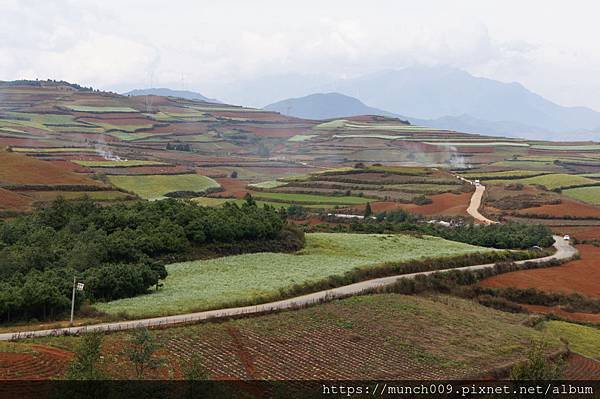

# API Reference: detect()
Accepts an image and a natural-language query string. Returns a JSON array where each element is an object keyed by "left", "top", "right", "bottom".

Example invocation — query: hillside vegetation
[
  {"left": 97, "top": 233, "right": 497, "bottom": 317},
  {"left": 0, "top": 198, "right": 298, "bottom": 323}
]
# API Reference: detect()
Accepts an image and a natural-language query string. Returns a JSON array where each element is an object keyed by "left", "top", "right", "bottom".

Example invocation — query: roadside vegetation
[{"left": 0, "top": 197, "right": 299, "bottom": 323}]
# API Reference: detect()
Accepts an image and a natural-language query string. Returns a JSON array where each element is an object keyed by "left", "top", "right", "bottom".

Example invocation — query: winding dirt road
[
  {"left": 467, "top": 184, "right": 497, "bottom": 224},
  {"left": 1, "top": 236, "right": 576, "bottom": 341}
]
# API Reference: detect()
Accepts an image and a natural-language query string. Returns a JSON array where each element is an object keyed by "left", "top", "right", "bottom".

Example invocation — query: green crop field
[
  {"left": 288, "top": 134, "right": 317, "bottom": 142},
  {"left": 531, "top": 144, "right": 600, "bottom": 151},
  {"left": 96, "top": 233, "right": 495, "bottom": 317},
  {"left": 73, "top": 160, "right": 167, "bottom": 167},
  {"left": 332, "top": 134, "right": 405, "bottom": 140},
  {"left": 64, "top": 105, "right": 138, "bottom": 113},
  {"left": 253, "top": 192, "right": 372, "bottom": 205},
  {"left": 108, "top": 131, "right": 159, "bottom": 141},
  {"left": 541, "top": 321, "right": 600, "bottom": 359},
  {"left": 424, "top": 141, "right": 530, "bottom": 147},
  {"left": 388, "top": 183, "right": 462, "bottom": 193},
  {"left": 192, "top": 197, "right": 327, "bottom": 209},
  {"left": 108, "top": 174, "right": 220, "bottom": 200},
  {"left": 461, "top": 170, "right": 551, "bottom": 180},
  {"left": 247, "top": 180, "right": 288, "bottom": 189},
  {"left": 562, "top": 186, "right": 600, "bottom": 205},
  {"left": 487, "top": 173, "right": 599, "bottom": 190}
]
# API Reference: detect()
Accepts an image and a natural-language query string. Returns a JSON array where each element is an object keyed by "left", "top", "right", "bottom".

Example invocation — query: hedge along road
[{"left": 1, "top": 235, "right": 576, "bottom": 341}]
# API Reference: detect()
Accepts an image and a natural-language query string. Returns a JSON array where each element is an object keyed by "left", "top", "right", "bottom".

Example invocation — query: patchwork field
[
  {"left": 37, "top": 295, "right": 562, "bottom": 380},
  {"left": 107, "top": 174, "right": 220, "bottom": 200},
  {"left": 541, "top": 321, "right": 600, "bottom": 360},
  {"left": 96, "top": 233, "right": 495, "bottom": 317},
  {"left": 563, "top": 186, "right": 600, "bottom": 205},
  {"left": 487, "top": 173, "right": 600, "bottom": 190},
  {"left": 479, "top": 245, "right": 600, "bottom": 298}
]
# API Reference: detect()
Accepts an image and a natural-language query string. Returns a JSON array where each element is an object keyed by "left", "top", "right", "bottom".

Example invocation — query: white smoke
[{"left": 448, "top": 146, "right": 470, "bottom": 169}]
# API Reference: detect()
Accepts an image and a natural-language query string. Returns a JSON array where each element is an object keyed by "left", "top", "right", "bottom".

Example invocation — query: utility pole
[{"left": 70, "top": 276, "right": 76, "bottom": 325}]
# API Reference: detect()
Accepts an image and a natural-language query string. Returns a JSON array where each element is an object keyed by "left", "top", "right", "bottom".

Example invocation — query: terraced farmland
[
  {"left": 41, "top": 295, "right": 562, "bottom": 380},
  {"left": 96, "top": 233, "right": 496, "bottom": 317},
  {"left": 108, "top": 174, "right": 220, "bottom": 200},
  {"left": 563, "top": 186, "right": 600, "bottom": 205},
  {"left": 487, "top": 173, "right": 600, "bottom": 190}
]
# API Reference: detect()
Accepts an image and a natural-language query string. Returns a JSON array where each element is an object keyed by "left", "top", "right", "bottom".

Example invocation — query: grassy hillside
[
  {"left": 108, "top": 174, "right": 220, "bottom": 200},
  {"left": 40, "top": 294, "right": 562, "bottom": 380},
  {"left": 96, "top": 233, "right": 495, "bottom": 317}
]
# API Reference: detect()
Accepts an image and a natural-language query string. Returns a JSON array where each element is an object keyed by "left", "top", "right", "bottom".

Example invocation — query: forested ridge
[{"left": 0, "top": 197, "right": 299, "bottom": 322}]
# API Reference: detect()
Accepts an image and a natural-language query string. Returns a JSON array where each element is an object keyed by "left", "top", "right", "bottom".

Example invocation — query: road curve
[
  {"left": 1, "top": 235, "right": 576, "bottom": 341},
  {"left": 467, "top": 185, "right": 497, "bottom": 224}
]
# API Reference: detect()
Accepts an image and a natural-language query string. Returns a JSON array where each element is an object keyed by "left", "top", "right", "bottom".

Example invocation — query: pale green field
[
  {"left": 254, "top": 192, "right": 371, "bottom": 205},
  {"left": 424, "top": 142, "right": 530, "bottom": 147},
  {"left": 74, "top": 160, "right": 167, "bottom": 167},
  {"left": 65, "top": 105, "right": 138, "bottom": 113},
  {"left": 487, "top": 173, "right": 599, "bottom": 190},
  {"left": 108, "top": 131, "right": 159, "bottom": 141},
  {"left": 108, "top": 174, "right": 220, "bottom": 200},
  {"left": 96, "top": 233, "right": 495, "bottom": 317},
  {"left": 461, "top": 170, "right": 551, "bottom": 179},
  {"left": 531, "top": 144, "right": 600, "bottom": 151},
  {"left": 541, "top": 321, "right": 600, "bottom": 359},
  {"left": 332, "top": 134, "right": 405, "bottom": 140},
  {"left": 562, "top": 186, "right": 600, "bottom": 205},
  {"left": 288, "top": 134, "right": 317, "bottom": 142},
  {"left": 247, "top": 180, "right": 287, "bottom": 189}
]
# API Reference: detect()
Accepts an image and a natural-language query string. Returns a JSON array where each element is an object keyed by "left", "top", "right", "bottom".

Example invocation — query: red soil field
[
  {"left": 353, "top": 193, "right": 471, "bottom": 217},
  {"left": 210, "top": 178, "right": 250, "bottom": 198},
  {"left": 479, "top": 245, "right": 600, "bottom": 298},
  {"left": 0, "top": 188, "right": 32, "bottom": 211},
  {"left": 516, "top": 199, "right": 600, "bottom": 218},
  {"left": 398, "top": 192, "right": 471, "bottom": 216},
  {"left": 0, "top": 345, "right": 72, "bottom": 380},
  {"left": 47, "top": 160, "right": 93, "bottom": 173},
  {"left": 564, "top": 354, "right": 600, "bottom": 379},
  {"left": 0, "top": 151, "right": 104, "bottom": 186},
  {"left": 521, "top": 304, "right": 600, "bottom": 324},
  {"left": 554, "top": 226, "right": 600, "bottom": 240}
]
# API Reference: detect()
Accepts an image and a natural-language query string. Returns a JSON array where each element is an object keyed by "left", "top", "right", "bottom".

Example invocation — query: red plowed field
[
  {"left": 0, "top": 151, "right": 104, "bottom": 186},
  {"left": 554, "top": 226, "right": 600, "bottom": 241},
  {"left": 479, "top": 245, "right": 600, "bottom": 298},
  {"left": 0, "top": 345, "right": 72, "bottom": 380},
  {"left": 517, "top": 199, "right": 600, "bottom": 218},
  {"left": 396, "top": 192, "right": 471, "bottom": 216},
  {"left": 521, "top": 305, "right": 600, "bottom": 324},
  {"left": 0, "top": 188, "right": 32, "bottom": 211},
  {"left": 211, "top": 178, "right": 250, "bottom": 198},
  {"left": 564, "top": 354, "right": 600, "bottom": 379}
]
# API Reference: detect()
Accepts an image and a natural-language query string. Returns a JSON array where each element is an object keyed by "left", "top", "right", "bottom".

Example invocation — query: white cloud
[{"left": 1, "top": 0, "right": 600, "bottom": 109}]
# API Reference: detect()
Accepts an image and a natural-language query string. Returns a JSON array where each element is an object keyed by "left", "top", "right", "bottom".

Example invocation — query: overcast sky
[{"left": 2, "top": 0, "right": 600, "bottom": 109}]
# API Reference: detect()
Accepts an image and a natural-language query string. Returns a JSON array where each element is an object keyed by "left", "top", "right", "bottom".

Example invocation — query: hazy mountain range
[
  {"left": 126, "top": 66, "right": 600, "bottom": 140},
  {"left": 124, "top": 88, "right": 220, "bottom": 103}
]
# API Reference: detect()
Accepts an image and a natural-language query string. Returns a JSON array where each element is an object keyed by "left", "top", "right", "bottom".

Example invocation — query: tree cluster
[{"left": 0, "top": 196, "right": 290, "bottom": 322}]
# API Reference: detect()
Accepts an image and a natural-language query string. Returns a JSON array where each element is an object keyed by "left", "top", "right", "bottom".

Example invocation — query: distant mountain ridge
[
  {"left": 264, "top": 92, "right": 397, "bottom": 120},
  {"left": 265, "top": 91, "right": 600, "bottom": 141},
  {"left": 123, "top": 88, "right": 220, "bottom": 103},
  {"left": 322, "top": 66, "right": 600, "bottom": 137}
]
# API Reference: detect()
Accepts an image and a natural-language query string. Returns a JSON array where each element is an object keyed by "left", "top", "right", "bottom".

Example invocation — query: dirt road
[
  {"left": 467, "top": 184, "right": 496, "bottom": 224},
  {"left": 0, "top": 236, "right": 576, "bottom": 341}
]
